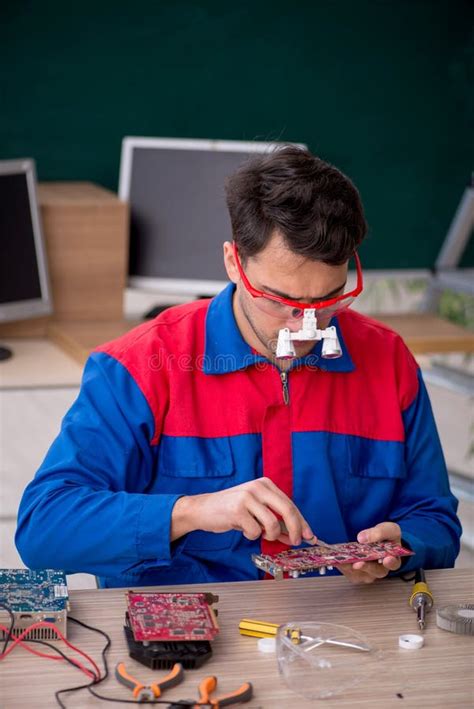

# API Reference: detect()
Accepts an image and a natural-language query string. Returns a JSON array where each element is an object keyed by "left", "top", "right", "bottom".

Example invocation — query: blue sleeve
[
  {"left": 15, "top": 352, "right": 182, "bottom": 577},
  {"left": 391, "top": 369, "right": 462, "bottom": 572}
]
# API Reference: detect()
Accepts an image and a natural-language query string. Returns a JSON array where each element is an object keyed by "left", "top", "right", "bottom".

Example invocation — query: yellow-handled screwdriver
[{"left": 409, "top": 568, "right": 433, "bottom": 631}]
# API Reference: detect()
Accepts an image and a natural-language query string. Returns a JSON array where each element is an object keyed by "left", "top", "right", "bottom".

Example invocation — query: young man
[{"left": 16, "top": 147, "right": 461, "bottom": 588}]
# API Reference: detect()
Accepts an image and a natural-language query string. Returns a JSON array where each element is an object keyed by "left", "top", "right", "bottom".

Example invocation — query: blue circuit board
[{"left": 0, "top": 569, "right": 69, "bottom": 612}]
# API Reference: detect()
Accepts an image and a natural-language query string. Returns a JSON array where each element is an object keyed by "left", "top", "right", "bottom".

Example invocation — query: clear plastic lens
[
  {"left": 258, "top": 298, "right": 302, "bottom": 319},
  {"left": 315, "top": 296, "right": 355, "bottom": 318},
  {"left": 276, "top": 622, "right": 383, "bottom": 700},
  {"left": 253, "top": 295, "right": 355, "bottom": 321}
]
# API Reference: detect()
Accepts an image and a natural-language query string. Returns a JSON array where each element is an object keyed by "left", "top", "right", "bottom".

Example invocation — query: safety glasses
[{"left": 233, "top": 242, "right": 363, "bottom": 321}]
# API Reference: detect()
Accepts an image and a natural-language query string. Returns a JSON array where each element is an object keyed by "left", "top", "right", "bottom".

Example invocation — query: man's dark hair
[{"left": 225, "top": 145, "right": 367, "bottom": 265}]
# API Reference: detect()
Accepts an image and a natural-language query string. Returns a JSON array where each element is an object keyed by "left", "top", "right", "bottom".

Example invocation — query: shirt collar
[{"left": 203, "top": 283, "right": 354, "bottom": 375}]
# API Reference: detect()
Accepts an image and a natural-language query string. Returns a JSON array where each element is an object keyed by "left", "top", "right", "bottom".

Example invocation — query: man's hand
[
  {"left": 336, "top": 522, "right": 402, "bottom": 584},
  {"left": 171, "top": 478, "right": 315, "bottom": 546}
]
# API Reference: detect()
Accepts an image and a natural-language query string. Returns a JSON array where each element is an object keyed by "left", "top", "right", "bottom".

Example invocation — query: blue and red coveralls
[{"left": 16, "top": 284, "right": 461, "bottom": 587}]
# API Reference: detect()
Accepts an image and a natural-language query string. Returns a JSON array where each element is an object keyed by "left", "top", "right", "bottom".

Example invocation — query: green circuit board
[{"left": 0, "top": 568, "right": 69, "bottom": 612}]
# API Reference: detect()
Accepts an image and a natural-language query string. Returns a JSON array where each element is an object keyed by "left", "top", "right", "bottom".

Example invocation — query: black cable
[
  {"left": 0, "top": 605, "right": 190, "bottom": 708},
  {"left": 69, "top": 615, "right": 111, "bottom": 677},
  {"left": 25, "top": 638, "right": 99, "bottom": 678},
  {"left": 0, "top": 603, "right": 100, "bottom": 708},
  {"left": 57, "top": 617, "right": 196, "bottom": 707},
  {"left": 53, "top": 615, "right": 111, "bottom": 708},
  {"left": 88, "top": 692, "right": 196, "bottom": 706},
  {"left": 0, "top": 602, "right": 15, "bottom": 655},
  {"left": 56, "top": 675, "right": 97, "bottom": 709},
  {"left": 399, "top": 571, "right": 417, "bottom": 582},
  {"left": 415, "top": 568, "right": 426, "bottom": 584},
  {"left": 1, "top": 601, "right": 94, "bottom": 673},
  {"left": 1, "top": 610, "right": 213, "bottom": 708}
]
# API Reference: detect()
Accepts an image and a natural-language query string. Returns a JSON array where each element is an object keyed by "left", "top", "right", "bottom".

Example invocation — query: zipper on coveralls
[{"left": 280, "top": 371, "right": 290, "bottom": 405}]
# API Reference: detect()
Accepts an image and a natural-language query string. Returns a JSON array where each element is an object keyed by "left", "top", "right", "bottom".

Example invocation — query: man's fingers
[
  {"left": 336, "top": 564, "right": 375, "bottom": 585},
  {"left": 246, "top": 493, "right": 304, "bottom": 545},
  {"left": 341, "top": 554, "right": 401, "bottom": 583},
  {"left": 302, "top": 528, "right": 318, "bottom": 542},
  {"left": 234, "top": 510, "right": 264, "bottom": 540},
  {"left": 255, "top": 486, "right": 312, "bottom": 544},
  {"left": 247, "top": 502, "right": 283, "bottom": 542},
  {"left": 260, "top": 479, "right": 317, "bottom": 543},
  {"left": 353, "top": 523, "right": 402, "bottom": 575},
  {"left": 276, "top": 533, "right": 293, "bottom": 546},
  {"left": 352, "top": 560, "right": 389, "bottom": 579},
  {"left": 382, "top": 555, "right": 402, "bottom": 571},
  {"left": 217, "top": 479, "right": 313, "bottom": 545},
  {"left": 357, "top": 522, "right": 401, "bottom": 544}
]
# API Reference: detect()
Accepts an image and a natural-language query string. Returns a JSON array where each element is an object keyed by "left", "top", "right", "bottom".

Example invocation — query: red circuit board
[
  {"left": 126, "top": 592, "right": 219, "bottom": 642},
  {"left": 252, "top": 541, "right": 414, "bottom": 578}
]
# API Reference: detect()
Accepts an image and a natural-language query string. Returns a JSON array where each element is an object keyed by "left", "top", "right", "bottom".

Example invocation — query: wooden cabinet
[{"left": 39, "top": 181, "right": 128, "bottom": 321}]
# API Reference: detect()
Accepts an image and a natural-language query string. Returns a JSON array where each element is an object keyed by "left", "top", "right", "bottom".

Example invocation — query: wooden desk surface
[
  {"left": 1, "top": 569, "right": 473, "bottom": 708},
  {"left": 373, "top": 313, "right": 474, "bottom": 354},
  {"left": 0, "top": 339, "right": 82, "bottom": 389}
]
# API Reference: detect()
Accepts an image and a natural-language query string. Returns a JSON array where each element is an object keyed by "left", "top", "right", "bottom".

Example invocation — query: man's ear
[{"left": 223, "top": 241, "right": 239, "bottom": 284}]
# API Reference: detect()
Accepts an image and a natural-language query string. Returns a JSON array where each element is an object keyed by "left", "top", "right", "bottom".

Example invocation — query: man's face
[{"left": 223, "top": 232, "right": 348, "bottom": 359}]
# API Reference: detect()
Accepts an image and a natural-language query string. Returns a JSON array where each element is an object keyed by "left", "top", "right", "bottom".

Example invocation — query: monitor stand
[{"left": 0, "top": 345, "right": 13, "bottom": 361}]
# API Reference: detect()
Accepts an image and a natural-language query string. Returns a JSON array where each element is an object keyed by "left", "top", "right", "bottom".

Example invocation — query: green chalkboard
[{"left": 1, "top": 0, "right": 473, "bottom": 268}]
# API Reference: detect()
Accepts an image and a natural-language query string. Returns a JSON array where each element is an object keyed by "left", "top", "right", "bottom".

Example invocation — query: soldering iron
[{"left": 409, "top": 568, "right": 433, "bottom": 631}]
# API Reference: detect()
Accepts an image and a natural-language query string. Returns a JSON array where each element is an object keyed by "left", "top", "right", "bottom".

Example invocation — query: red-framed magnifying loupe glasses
[{"left": 233, "top": 242, "right": 364, "bottom": 321}]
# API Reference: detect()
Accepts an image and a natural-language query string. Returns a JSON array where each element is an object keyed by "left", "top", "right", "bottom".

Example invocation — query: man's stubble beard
[{"left": 237, "top": 290, "right": 279, "bottom": 356}]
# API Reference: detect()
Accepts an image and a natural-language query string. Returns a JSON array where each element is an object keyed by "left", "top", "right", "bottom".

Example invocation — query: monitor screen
[
  {"left": 119, "top": 138, "right": 306, "bottom": 295},
  {"left": 0, "top": 159, "right": 52, "bottom": 322}
]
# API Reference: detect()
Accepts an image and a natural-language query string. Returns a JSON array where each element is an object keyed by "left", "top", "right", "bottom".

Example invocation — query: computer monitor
[
  {"left": 119, "top": 138, "right": 306, "bottom": 296},
  {"left": 0, "top": 158, "right": 52, "bottom": 360}
]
